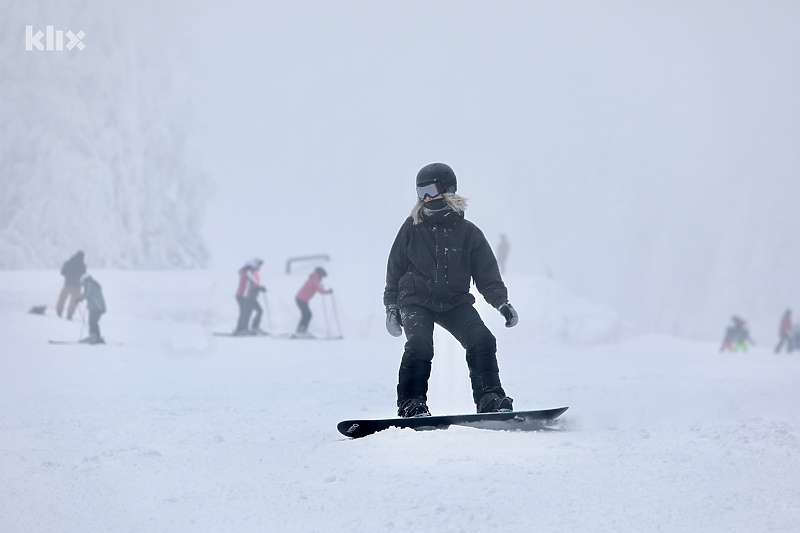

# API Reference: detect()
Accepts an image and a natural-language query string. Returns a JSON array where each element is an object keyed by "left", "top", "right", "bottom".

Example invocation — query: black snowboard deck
[{"left": 338, "top": 406, "right": 568, "bottom": 439}]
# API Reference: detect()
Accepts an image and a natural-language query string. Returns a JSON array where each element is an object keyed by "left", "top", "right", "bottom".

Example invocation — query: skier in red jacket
[
  {"left": 234, "top": 258, "right": 267, "bottom": 335},
  {"left": 295, "top": 267, "right": 332, "bottom": 336}
]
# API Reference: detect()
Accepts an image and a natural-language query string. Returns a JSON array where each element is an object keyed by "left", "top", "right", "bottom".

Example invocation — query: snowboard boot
[
  {"left": 398, "top": 397, "right": 431, "bottom": 418},
  {"left": 477, "top": 393, "right": 514, "bottom": 414}
]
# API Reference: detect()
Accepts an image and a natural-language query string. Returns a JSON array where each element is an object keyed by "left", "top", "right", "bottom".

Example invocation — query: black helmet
[
  {"left": 315, "top": 267, "right": 327, "bottom": 278},
  {"left": 416, "top": 163, "right": 457, "bottom": 194}
]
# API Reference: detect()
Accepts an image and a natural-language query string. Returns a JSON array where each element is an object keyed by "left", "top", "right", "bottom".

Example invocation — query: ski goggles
[{"left": 416, "top": 182, "right": 445, "bottom": 200}]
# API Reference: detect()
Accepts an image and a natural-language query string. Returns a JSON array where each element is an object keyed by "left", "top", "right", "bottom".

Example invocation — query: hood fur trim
[{"left": 411, "top": 193, "right": 468, "bottom": 224}]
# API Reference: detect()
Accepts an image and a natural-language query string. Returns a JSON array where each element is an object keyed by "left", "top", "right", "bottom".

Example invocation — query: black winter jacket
[
  {"left": 61, "top": 253, "right": 86, "bottom": 287},
  {"left": 79, "top": 277, "right": 106, "bottom": 313},
  {"left": 383, "top": 195, "right": 508, "bottom": 313}
]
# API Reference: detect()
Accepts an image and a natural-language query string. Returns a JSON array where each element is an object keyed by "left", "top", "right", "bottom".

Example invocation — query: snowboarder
[
  {"left": 384, "top": 162, "right": 519, "bottom": 418},
  {"left": 56, "top": 250, "right": 86, "bottom": 320},
  {"left": 234, "top": 258, "right": 267, "bottom": 335},
  {"left": 720, "top": 316, "right": 754, "bottom": 352},
  {"left": 295, "top": 267, "right": 332, "bottom": 336},
  {"left": 775, "top": 309, "right": 793, "bottom": 353},
  {"left": 77, "top": 275, "right": 106, "bottom": 344}
]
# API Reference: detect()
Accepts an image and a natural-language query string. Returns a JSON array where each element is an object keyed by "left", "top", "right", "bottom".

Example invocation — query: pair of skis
[
  {"left": 47, "top": 339, "right": 121, "bottom": 346},
  {"left": 213, "top": 331, "right": 343, "bottom": 340}
]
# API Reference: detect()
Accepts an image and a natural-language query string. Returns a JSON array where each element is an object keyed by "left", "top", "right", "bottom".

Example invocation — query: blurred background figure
[
  {"left": 720, "top": 316, "right": 754, "bottom": 353},
  {"left": 234, "top": 258, "right": 267, "bottom": 335},
  {"left": 775, "top": 309, "right": 793, "bottom": 353},
  {"left": 56, "top": 251, "right": 86, "bottom": 320},
  {"left": 77, "top": 275, "right": 106, "bottom": 344},
  {"left": 295, "top": 267, "right": 332, "bottom": 336}
]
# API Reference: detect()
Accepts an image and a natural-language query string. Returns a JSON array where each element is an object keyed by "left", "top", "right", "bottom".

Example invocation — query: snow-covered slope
[{"left": 1, "top": 269, "right": 799, "bottom": 532}]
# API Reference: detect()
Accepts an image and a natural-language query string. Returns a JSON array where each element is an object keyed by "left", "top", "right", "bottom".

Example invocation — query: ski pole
[
  {"left": 330, "top": 292, "right": 343, "bottom": 338},
  {"left": 321, "top": 294, "right": 331, "bottom": 338},
  {"left": 262, "top": 291, "right": 272, "bottom": 331},
  {"left": 77, "top": 302, "right": 86, "bottom": 340}
]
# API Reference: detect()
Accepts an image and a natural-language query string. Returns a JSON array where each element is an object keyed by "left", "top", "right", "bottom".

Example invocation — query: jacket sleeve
[
  {"left": 469, "top": 225, "right": 508, "bottom": 308},
  {"left": 383, "top": 219, "right": 411, "bottom": 307}
]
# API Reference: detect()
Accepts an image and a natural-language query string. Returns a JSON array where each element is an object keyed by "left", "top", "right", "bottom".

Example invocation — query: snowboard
[{"left": 337, "top": 406, "right": 568, "bottom": 439}]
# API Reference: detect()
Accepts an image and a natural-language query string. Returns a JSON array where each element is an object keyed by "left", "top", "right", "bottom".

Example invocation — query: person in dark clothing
[
  {"left": 775, "top": 309, "right": 793, "bottom": 353},
  {"left": 77, "top": 275, "right": 106, "bottom": 344},
  {"left": 295, "top": 267, "right": 333, "bottom": 336},
  {"left": 56, "top": 251, "right": 86, "bottom": 319},
  {"left": 383, "top": 162, "right": 519, "bottom": 418},
  {"left": 234, "top": 258, "right": 267, "bottom": 335},
  {"left": 720, "top": 315, "right": 754, "bottom": 352}
]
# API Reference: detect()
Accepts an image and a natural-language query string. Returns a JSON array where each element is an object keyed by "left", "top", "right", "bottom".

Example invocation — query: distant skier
[
  {"left": 720, "top": 316, "right": 754, "bottom": 352},
  {"left": 234, "top": 258, "right": 267, "bottom": 335},
  {"left": 775, "top": 309, "right": 793, "bottom": 353},
  {"left": 384, "top": 162, "right": 518, "bottom": 418},
  {"left": 77, "top": 275, "right": 106, "bottom": 344},
  {"left": 295, "top": 267, "right": 332, "bottom": 336},
  {"left": 496, "top": 233, "right": 510, "bottom": 275},
  {"left": 56, "top": 250, "right": 86, "bottom": 320}
]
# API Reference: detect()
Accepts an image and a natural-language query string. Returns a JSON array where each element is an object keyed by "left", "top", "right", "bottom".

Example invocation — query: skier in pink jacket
[
  {"left": 295, "top": 267, "right": 332, "bottom": 336},
  {"left": 234, "top": 258, "right": 266, "bottom": 335}
]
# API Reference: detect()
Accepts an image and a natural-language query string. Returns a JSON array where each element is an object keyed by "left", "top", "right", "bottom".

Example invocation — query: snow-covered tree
[{"left": 0, "top": 0, "right": 208, "bottom": 269}]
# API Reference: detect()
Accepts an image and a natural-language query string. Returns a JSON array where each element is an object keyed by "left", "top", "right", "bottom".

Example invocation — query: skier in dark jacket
[
  {"left": 384, "top": 162, "right": 519, "bottom": 418},
  {"left": 56, "top": 251, "right": 86, "bottom": 319},
  {"left": 720, "top": 315, "right": 754, "bottom": 352},
  {"left": 77, "top": 275, "right": 106, "bottom": 344}
]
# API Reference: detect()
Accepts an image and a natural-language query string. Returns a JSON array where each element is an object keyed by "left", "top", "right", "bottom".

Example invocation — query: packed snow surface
[{"left": 2, "top": 269, "right": 800, "bottom": 532}]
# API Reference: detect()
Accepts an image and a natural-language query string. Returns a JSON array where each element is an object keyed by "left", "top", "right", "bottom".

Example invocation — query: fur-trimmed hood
[{"left": 411, "top": 193, "right": 468, "bottom": 225}]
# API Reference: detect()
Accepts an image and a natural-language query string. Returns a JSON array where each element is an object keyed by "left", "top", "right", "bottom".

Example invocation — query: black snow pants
[
  {"left": 236, "top": 296, "right": 262, "bottom": 332},
  {"left": 397, "top": 303, "right": 506, "bottom": 409}
]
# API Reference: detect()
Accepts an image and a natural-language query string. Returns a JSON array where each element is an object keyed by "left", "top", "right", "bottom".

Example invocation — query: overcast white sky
[
  {"left": 178, "top": 2, "right": 800, "bottom": 337},
  {"left": 5, "top": 1, "right": 800, "bottom": 338}
]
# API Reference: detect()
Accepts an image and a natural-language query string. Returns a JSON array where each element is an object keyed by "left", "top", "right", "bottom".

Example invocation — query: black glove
[
  {"left": 385, "top": 304, "right": 403, "bottom": 337},
  {"left": 497, "top": 302, "right": 518, "bottom": 328}
]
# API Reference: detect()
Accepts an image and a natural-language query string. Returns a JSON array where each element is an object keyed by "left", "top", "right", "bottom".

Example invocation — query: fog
[{"left": 3, "top": 1, "right": 800, "bottom": 339}]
